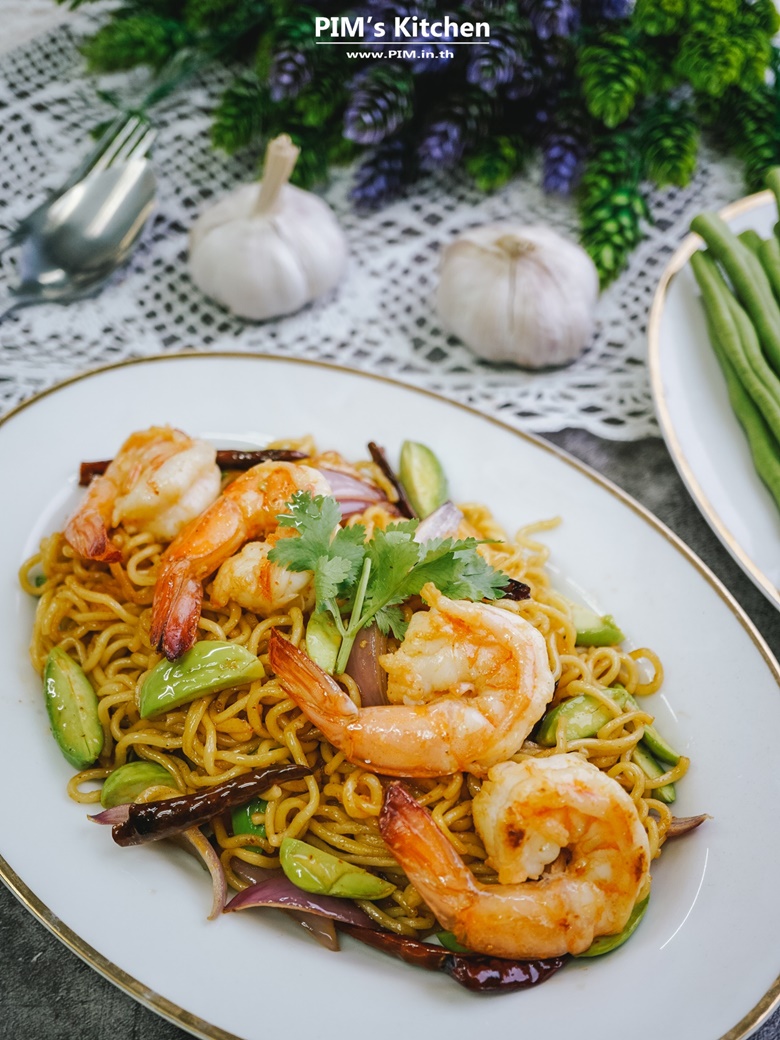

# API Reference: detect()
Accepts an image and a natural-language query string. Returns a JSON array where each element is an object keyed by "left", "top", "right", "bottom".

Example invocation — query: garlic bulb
[
  {"left": 189, "top": 135, "right": 347, "bottom": 320},
  {"left": 436, "top": 224, "right": 599, "bottom": 368}
]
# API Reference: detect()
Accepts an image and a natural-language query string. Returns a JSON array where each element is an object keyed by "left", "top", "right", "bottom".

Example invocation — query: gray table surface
[{"left": 1, "top": 426, "right": 778, "bottom": 1040}]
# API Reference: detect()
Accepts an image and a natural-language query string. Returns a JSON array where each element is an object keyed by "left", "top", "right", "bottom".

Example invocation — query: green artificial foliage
[
  {"left": 633, "top": 0, "right": 684, "bottom": 37},
  {"left": 640, "top": 35, "right": 682, "bottom": 96},
  {"left": 465, "top": 135, "right": 525, "bottom": 193},
  {"left": 286, "top": 126, "right": 331, "bottom": 188},
  {"left": 325, "top": 133, "right": 360, "bottom": 169},
  {"left": 184, "top": 0, "right": 248, "bottom": 31},
  {"left": 641, "top": 100, "right": 699, "bottom": 188},
  {"left": 81, "top": 14, "right": 192, "bottom": 72},
  {"left": 674, "top": 28, "right": 748, "bottom": 97},
  {"left": 578, "top": 31, "right": 647, "bottom": 129},
  {"left": 579, "top": 131, "right": 650, "bottom": 286},
  {"left": 211, "top": 71, "right": 268, "bottom": 153},
  {"left": 700, "top": 78, "right": 780, "bottom": 193},
  {"left": 56, "top": 0, "right": 780, "bottom": 284},
  {"left": 291, "top": 75, "right": 346, "bottom": 129}
]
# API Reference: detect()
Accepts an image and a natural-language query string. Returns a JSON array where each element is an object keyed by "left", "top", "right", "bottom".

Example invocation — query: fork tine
[
  {"left": 121, "top": 124, "right": 158, "bottom": 164},
  {"left": 88, "top": 114, "right": 145, "bottom": 176},
  {"left": 106, "top": 120, "right": 156, "bottom": 168},
  {"left": 93, "top": 116, "right": 148, "bottom": 173}
]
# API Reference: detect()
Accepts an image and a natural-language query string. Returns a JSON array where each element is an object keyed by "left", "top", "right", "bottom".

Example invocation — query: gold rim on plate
[
  {"left": 1, "top": 352, "right": 778, "bottom": 1040},
  {"left": 647, "top": 189, "right": 780, "bottom": 611}
]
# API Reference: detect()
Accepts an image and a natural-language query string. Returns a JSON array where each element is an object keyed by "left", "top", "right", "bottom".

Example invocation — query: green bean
[
  {"left": 766, "top": 167, "right": 780, "bottom": 224},
  {"left": 690, "top": 251, "right": 780, "bottom": 442},
  {"left": 138, "top": 640, "right": 265, "bottom": 718},
  {"left": 280, "top": 838, "right": 395, "bottom": 899},
  {"left": 690, "top": 212, "right": 780, "bottom": 373},
  {"left": 703, "top": 312, "right": 780, "bottom": 511},
  {"left": 101, "top": 762, "right": 177, "bottom": 808},
  {"left": 44, "top": 648, "right": 103, "bottom": 769},
  {"left": 722, "top": 278, "right": 780, "bottom": 414},
  {"left": 734, "top": 230, "right": 780, "bottom": 330},
  {"left": 758, "top": 235, "right": 780, "bottom": 315},
  {"left": 738, "top": 228, "right": 764, "bottom": 255}
]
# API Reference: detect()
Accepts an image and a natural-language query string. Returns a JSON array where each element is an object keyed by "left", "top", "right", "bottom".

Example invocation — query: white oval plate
[
  {"left": 1, "top": 355, "right": 778, "bottom": 1040},
  {"left": 649, "top": 190, "right": 780, "bottom": 611}
]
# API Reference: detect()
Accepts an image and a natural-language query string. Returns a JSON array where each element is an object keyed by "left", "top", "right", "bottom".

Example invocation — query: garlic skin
[
  {"left": 436, "top": 224, "right": 599, "bottom": 369},
  {"left": 189, "top": 136, "right": 347, "bottom": 321}
]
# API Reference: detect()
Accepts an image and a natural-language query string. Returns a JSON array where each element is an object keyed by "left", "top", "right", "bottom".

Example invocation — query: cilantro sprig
[{"left": 268, "top": 491, "right": 509, "bottom": 673}]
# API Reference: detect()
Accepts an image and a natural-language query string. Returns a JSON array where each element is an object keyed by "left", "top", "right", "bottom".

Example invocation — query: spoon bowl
[{"left": 2, "top": 157, "right": 157, "bottom": 319}]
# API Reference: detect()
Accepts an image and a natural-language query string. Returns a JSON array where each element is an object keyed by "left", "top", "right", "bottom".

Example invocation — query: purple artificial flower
[
  {"left": 466, "top": 24, "right": 520, "bottom": 94},
  {"left": 343, "top": 65, "right": 413, "bottom": 145},
  {"left": 268, "top": 49, "right": 313, "bottom": 103},
  {"left": 521, "top": 0, "right": 581, "bottom": 40},
  {"left": 542, "top": 130, "right": 584, "bottom": 194},
  {"left": 351, "top": 135, "right": 412, "bottom": 208},
  {"left": 418, "top": 119, "right": 464, "bottom": 169}
]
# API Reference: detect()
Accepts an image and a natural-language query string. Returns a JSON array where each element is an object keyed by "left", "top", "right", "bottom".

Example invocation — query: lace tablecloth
[{"left": 0, "top": 10, "right": 747, "bottom": 438}]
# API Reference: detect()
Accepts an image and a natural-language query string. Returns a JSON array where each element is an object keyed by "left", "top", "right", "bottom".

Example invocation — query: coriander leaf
[
  {"left": 365, "top": 535, "right": 508, "bottom": 612},
  {"left": 386, "top": 517, "right": 420, "bottom": 539},
  {"left": 395, "top": 537, "right": 467, "bottom": 597},
  {"left": 411, "top": 537, "right": 508, "bottom": 601},
  {"left": 329, "top": 524, "right": 368, "bottom": 582},
  {"left": 269, "top": 492, "right": 366, "bottom": 591},
  {"left": 314, "top": 554, "right": 356, "bottom": 604},
  {"left": 270, "top": 492, "right": 343, "bottom": 572},
  {"left": 360, "top": 525, "right": 422, "bottom": 619},
  {"left": 444, "top": 547, "right": 509, "bottom": 601},
  {"left": 374, "top": 603, "right": 408, "bottom": 641}
]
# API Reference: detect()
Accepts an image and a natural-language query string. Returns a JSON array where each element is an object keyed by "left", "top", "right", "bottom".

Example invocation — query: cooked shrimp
[
  {"left": 211, "top": 530, "right": 315, "bottom": 616},
  {"left": 64, "top": 426, "right": 221, "bottom": 563},
  {"left": 380, "top": 756, "right": 650, "bottom": 958},
  {"left": 151, "top": 461, "right": 330, "bottom": 660},
  {"left": 268, "top": 583, "right": 554, "bottom": 777}
]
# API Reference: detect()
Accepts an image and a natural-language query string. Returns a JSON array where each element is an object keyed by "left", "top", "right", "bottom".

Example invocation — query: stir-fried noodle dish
[{"left": 21, "top": 426, "right": 701, "bottom": 992}]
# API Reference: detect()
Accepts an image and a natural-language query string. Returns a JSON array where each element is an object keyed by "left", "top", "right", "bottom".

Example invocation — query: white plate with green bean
[
  {"left": 1, "top": 354, "right": 779, "bottom": 1040},
  {"left": 649, "top": 190, "right": 780, "bottom": 612}
]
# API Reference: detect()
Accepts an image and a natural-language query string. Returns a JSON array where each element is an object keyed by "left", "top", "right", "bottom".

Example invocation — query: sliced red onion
[
  {"left": 319, "top": 468, "right": 387, "bottom": 503},
  {"left": 336, "top": 499, "right": 396, "bottom": 519},
  {"left": 414, "top": 501, "right": 463, "bottom": 542},
  {"left": 667, "top": 813, "right": 710, "bottom": 839},
  {"left": 225, "top": 875, "right": 376, "bottom": 929},
  {"left": 345, "top": 622, "right": 389, "bottom": 707},
  {"left": 230, "top": 860, "right": 285, "bottom": 887},
  {"left": 319, "top": 468, "right": 394, "bottom": 518},
  {"left": 285, "top": 911, "right": 340, "bottom": 951},
  {"left": 89, "top": 805, "right": 131, "bottom": 826},
  {"left": 229, "top": 862, "right": 341, "bottom": 950},
  {"left": 181, "top": 826, "right": 227, "bottom": 920}
]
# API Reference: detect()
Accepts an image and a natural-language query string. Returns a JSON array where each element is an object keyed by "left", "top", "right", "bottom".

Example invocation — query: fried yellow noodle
[{"left": 20, "top": 440, "right": 686, "bottom": 938}]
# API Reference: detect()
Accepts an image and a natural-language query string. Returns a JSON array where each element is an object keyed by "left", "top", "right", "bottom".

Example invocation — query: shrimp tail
[
  {"left": 379, "top": 783, "right": 475, "bottom": 926},
  {"left": 150, "top": 560, "right": 204, "bottom": 660},
  {"left": 268, "top": 630, "right": 359, "bottom": 732},
  {"left": 64, "top": 512, "right": 122, "bottom": 563}
]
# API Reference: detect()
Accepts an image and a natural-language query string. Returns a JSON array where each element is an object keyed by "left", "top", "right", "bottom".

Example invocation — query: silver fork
[
  {"left": 0, "top": 111, "right": 157, "bottom": 256},
  {"left": 0, "top": 118, "right": 158, "bottom": 322}
]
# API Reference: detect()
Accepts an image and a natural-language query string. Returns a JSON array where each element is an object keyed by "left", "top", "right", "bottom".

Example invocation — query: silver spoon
[{"left": 0, "top": 148, "right": 157, "bottom": 323}]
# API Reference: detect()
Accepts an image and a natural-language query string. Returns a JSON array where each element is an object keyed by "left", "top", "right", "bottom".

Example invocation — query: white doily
[{"left": 0, "top": 13, "right": 748, "bottom": 438}]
